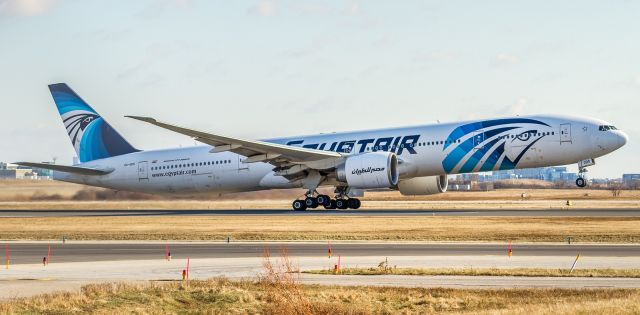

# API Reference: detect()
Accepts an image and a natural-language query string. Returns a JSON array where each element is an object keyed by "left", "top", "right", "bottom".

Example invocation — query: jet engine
[
  {"left": 397, "top": 175, "right": 448, "bottom": 195},
  {"left": 336, "top": 152, "right": 399, "bottom": 189}
]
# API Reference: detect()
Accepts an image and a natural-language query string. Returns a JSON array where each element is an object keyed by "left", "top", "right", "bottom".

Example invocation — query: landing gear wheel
[
  {"left": 336, "top": 199, "right": 349, "bottom": 210},
  {"left": 317, "top": 195, "right": 331, "bottom": 207},
  {"left": 304, "top": 196, "right": 318, "bottom": 208},
  {"left": 576, "top": 177, "right": 586, "bottom": 188},
  {"left": 292, "top": 200, "right": 307, "bottom": 211},
  {"left": 324, "top": 199, "right": 337, "bottom": 210},
  {"left": 348, "top": 198, "right": 361, "bottom": 209}
]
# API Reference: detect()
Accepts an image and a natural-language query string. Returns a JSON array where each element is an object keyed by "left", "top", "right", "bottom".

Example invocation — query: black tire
[
  {"left": 317, "top": 195, "right": 331, "bottom": 207},
  {"left": 324, "top": 199, "right": 337, "bottom": 210},
  {"left": 305, "top": 196, "right": 318, "bottom": 208},
  {"left": 348, "top": 198, "right": 361, "bottom": 209},
  {"left": 292, "top": 200, "right": 307, "bottom": 211},
  {"left": 576, "top": 177, "right": 586, "bottom": 188},
  {"left": 336, "top": 199, "right": 348, "bottom": 210}
]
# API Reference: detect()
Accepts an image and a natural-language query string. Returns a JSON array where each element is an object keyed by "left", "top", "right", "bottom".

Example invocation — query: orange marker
[
  {"left": 507, "top": 240, "right": 513, "bottom": 257},
  {"left": 186, "top": 258, "right": 190, "bottom": 280},
  {"left": 328, "top": 241, "right": 332, "bottom": 258}
]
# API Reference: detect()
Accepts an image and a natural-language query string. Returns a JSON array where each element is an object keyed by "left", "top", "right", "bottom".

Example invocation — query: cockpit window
[{"left": 599, "top": 125, "right": 617, "bottom": 131}]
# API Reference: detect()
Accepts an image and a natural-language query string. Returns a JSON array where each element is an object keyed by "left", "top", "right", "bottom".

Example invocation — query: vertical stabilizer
[{"left": 48, "top": 83, "right": 138, "bottom": 162}]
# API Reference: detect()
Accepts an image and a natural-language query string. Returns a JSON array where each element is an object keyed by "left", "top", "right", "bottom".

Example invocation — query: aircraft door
[
  {"left": 560, "top": 123, "right": 572, "bottom": 143},
  {"left": 238, "top": 156, "right": 249, "bottom": 173},
  {"left": 137, "top": 161, "right": 148, "bottom": 181}
]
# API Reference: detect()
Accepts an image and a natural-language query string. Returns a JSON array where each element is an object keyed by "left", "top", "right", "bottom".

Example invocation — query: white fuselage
[{"left": 54, "top": 114, "right": 628, "bottom": 195}]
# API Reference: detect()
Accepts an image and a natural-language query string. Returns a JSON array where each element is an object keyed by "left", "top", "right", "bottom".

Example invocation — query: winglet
[{"left": 125, "top": 115, "right": 158, "bottom": 124}]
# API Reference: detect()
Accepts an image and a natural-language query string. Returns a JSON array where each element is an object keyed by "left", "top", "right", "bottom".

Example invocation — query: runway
[
  {"left": 3, "top": 242, "right": 640, "bottom": 299},
  {"left": 6, "top": 242, "right": 640, "bottom": 265},
  {"left": 2, "top": 208, "right": 640, "bottom": 218}
]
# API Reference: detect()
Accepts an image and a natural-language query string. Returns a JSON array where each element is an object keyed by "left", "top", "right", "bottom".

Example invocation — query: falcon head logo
[
  {"left": 62, "top": 111, "right": 101, "bottom": 151},
  {"left": 442, "top": 118, "right": 551, "bottom": 174}
]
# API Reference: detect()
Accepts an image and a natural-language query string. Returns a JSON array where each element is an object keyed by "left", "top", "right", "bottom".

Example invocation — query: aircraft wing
[
  {"left": 126, "top": 116, "right": 342, "bottom": 171},
  {"left": 13, "top": 162, "right": 114, "bottom": 176}
]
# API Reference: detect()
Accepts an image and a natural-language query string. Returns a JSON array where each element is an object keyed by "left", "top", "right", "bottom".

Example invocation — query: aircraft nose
[{"left": 618, "top": 131, "right": 629, "bottom": 148}]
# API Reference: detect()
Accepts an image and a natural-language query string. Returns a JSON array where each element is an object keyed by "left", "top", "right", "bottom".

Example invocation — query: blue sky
[{"left": 0, "top": 0, "right": 638, "bottom": 178}]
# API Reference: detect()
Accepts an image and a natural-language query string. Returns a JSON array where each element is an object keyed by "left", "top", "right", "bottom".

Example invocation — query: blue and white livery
[{"left": 18, "top": 83, "right": 629, "bottom": 210}]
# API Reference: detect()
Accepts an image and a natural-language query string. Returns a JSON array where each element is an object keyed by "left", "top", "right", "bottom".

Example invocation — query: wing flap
[{"left": 13, "top": 162, "right": 114, "bottom": 176}]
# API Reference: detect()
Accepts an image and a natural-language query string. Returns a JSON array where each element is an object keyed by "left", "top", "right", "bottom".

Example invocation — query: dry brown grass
[
  {"left": 306, "top": 267, "right": 640, "bottom": 278},
  {"left": 1, "top": 279, "right": 640, "bottom": 314},
  {"left": 2, "top": 180, "right": 640, "bottom": 205},
  {"left": 1, "top": 215, "right": 639, "bottom": 242}
]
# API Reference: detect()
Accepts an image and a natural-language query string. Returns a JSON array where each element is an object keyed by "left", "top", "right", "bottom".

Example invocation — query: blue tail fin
[{"left": 49, "top": 83, "right": 138, "bottom": 162}]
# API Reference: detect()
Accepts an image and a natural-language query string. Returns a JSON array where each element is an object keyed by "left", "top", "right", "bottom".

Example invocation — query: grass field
[
  {"left": 1, "top": 215, "right": 639, "bottom": 242},
  {"left": 2, "top": 279, "right": 640, "bottom": 314},
  {"left": 305, "top": 267, "right": 640, "bottom": 278}
]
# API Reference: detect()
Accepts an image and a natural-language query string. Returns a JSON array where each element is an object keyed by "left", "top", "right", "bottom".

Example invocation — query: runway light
[
  {"left": 165, "top": 241, "right": 169, "bottom": 261},
  {"left": 508, "top": 240, "right": 513, "bottom": 257},
  {"left": 328, "top": 241, "right": 332, "bottom": 258}
]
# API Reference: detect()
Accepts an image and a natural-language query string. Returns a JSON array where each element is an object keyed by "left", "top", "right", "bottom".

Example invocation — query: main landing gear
[{"left": 292, "top": 190, "right": 361, "bottom": 211}]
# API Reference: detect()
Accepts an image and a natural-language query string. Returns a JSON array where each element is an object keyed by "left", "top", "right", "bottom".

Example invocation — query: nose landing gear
[{"left": 575, "top": 158, "right": 595, "bottom": 188}]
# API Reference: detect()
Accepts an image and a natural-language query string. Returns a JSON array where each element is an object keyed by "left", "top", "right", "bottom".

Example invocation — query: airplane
[{"left": 17, "top": 83, "right": 628, "bottom": 210}]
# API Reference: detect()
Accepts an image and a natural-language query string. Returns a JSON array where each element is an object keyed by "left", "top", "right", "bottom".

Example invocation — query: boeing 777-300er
[{"left": 17, "top": 83, "right": 629, "bottom": 210}]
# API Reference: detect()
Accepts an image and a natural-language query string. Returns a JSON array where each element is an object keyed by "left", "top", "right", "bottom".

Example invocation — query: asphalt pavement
[
  {"left": 5, "top": 242, "right": 640, "bottom": 265},
  {"left": 1, "top": 208, "right": 640, "bottom": 217}
]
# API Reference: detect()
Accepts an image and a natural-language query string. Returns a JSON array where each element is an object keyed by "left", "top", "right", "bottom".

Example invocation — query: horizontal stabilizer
[{"left": 13, "top": 162, "right": 114, "bottom": 176}]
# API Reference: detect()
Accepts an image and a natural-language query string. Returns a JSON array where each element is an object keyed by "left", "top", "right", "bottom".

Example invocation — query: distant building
[
  {"left": 0, "top": 162, "right": 53, "bottom": 180},
  {"left": 491, "top": 167, "right": 578, "bottom": 183},
  {"left": 0, "top": 168, "right": 38, "bottom": 179},
  {"left": 623, "top": 174, "right": 640, "bottom": 188}
]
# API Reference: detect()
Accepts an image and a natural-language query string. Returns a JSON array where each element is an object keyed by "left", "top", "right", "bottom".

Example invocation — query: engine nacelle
[
  {"left": 336, "top": 152, "right": 399, "bottom": 189},
  {"left": 397, "top": 175, "right": 448, "bottom": 195}
]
